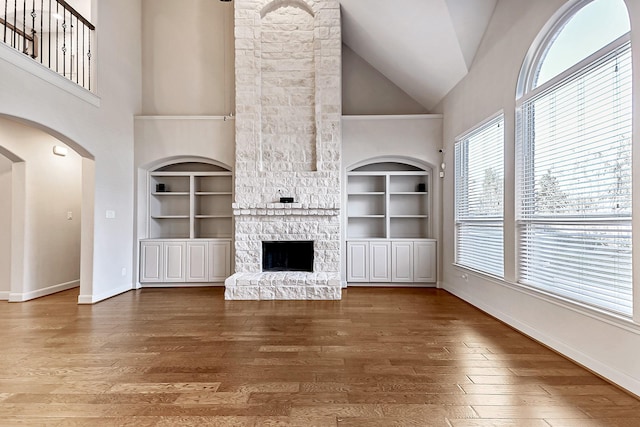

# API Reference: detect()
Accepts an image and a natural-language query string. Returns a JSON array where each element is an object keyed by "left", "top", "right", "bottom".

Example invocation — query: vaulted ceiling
[{"left": 340, "top": 0, "right": 497, "bottom": 111}]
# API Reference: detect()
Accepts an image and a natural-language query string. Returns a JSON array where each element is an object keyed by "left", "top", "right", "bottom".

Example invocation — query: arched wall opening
[
  {"left": 0, "top": 147, "right": 21, "bottom": 299},
  {"left": 0, "top": 115, "right": 95, "bottom": 302},
  {"left": 135, "top": 156, "right": 233, "bottom": 287},
  {"left": 343, "top": 155, "right": 438, "bottom": 287}
]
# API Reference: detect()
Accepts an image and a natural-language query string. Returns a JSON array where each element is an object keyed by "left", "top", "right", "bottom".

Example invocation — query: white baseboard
[
  {"left": 347, "top": 282, "right": 437, "bottom": 288},
  {"left": 0, "top": 291, "right": 9, "bottom": 300},
  {"left": 77, "top": 283, "right": 133, "bottom": 304},
  {"left": 9, "top": 280, "right": 79, "bottom": 302},
  {"left": 138, "top": 282, "right": 225, "bottom": 288},
  {"left": 442, "top": 280, "right": 640, "bottom": 397}
]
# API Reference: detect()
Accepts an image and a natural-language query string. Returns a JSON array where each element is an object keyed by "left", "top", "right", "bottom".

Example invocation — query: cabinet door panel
[
  {"left": 369, "top": 242, "right": 391, "bottom": 282},
  {"left": 209, "top": 241, "right": 231, "bottom": 282},
  {"left": 347, "top": 242, "right": 369, "bottom": 282},
  {"left": 164, "top": 242, "right": 186, "bottom": 282},
  {"left": 187, "top": 242, "right": 209, "bottom": 282},
  {"left": 392, "top": 241, "right": 413, "bottom": 282},
  {"left": 414, "top": 241, "right": 436, "bottom": 283},
  {"left": 140, "top": 242, "right": 163, "bottom": 283}
]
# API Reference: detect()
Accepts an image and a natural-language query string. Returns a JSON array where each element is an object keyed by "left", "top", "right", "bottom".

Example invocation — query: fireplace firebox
[{"left": 262, "top": 241, "right": 314, "bottom": 272}]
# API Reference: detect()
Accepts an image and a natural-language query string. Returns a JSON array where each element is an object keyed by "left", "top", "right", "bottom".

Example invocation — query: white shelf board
[
  {"left": 195, "top": 192, "right": 233, "bottom": 196},
  {"left": 152, "top": 192, "right": 190, "bottom": 196}
]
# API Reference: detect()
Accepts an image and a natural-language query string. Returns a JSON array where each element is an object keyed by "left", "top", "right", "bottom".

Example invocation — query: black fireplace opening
[{"left": 262, "top": 241, "right": 314, "bottom": 272}]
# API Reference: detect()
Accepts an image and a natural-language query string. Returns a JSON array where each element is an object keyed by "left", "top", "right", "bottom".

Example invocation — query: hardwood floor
[{"left": 0, "top": 287, "right": 638, "bottom": 426}]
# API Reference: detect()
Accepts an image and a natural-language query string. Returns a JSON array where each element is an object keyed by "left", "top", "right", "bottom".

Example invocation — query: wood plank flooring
[{"left": 0, "top": 287, "right": 638, "bottom": 426}]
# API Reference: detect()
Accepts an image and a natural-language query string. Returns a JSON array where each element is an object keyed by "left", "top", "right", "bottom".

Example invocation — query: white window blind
[
  {"left": 455, "top": 115, "right": 504, "bottom": 277},
  {"left": 517, "top": 41, "right": 632, "bottom": 317}
]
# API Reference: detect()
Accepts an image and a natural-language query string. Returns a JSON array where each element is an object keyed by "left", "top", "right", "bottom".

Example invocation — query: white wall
[
  {"left": 134, "top": 116, "right": 235, "bottom": 248},
  {"left": 141, "top": 0, "right": 234, "bottom": 115},
  {"left": 342, "top": 116, "right": 442, "bottom": 170},
  {"left": 0, "top": 154, "right": 11, "bottom": 297},
  {"left": 341, "top": 115, "right": 443, "bottom": 281},
  {"left": 0, "top": 118, "right": 82, "bottom": 300},
  {"left": 342, "top": 45, "right": 428, "bottom": 115},
  {"left": 438, "top": 0, "right": 640, "bottom": 395},
  {"left": 65, "top": 0, "right": 91, "bottom": 20},
  {"left": 134, "top": 118, "right": 234, "bottom": 169},
  {"left": 135, "top": 0, "right": 237, "bottom": 283},
  {"left": 0, "top": 0, "right": 141, "bottom": 303}
]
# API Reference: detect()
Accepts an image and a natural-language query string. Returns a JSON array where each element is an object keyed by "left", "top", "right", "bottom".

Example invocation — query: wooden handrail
[
  {"left": 56, "top": 0, "right": 95, "bottom": 30},
  {"left": 0, "top": 16, "right": 38, "bottom": 58},
  {"left": 1, "top": 0, "right": 94, "bottom": 89},
  {"left": 0, "top": 16, "right": 34, "bottom": 42}
]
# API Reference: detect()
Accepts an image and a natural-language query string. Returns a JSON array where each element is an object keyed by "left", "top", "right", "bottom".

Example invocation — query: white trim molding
[{"left": 0, "top": 43, "right": 100, "bottom": 107}]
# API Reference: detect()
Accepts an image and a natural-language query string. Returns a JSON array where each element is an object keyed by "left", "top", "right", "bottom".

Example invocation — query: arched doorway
[{"left": 0, "top": 115, "right": 95, "bottom": 302}]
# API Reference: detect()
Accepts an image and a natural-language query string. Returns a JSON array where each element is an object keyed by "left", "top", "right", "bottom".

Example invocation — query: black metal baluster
[
  {"left": 61, "top": 6, "right": 66, "bottom": 77},
  {"left": 30, "top": 0, "right": 35, "bottom": 58},
  {"left": 39, "top": 0, "right": 43, "bottom": 62},
  {"left": 54, "top": 0, "right": 58, "bottom": 72},
  {"left": 13, "top": 0, "right": 16, "bottom": 48},
  {"left": 69, "top": 14, "right": 72, "bottom": 80},
  {"left": 75, "top": 15, "right": 78, "bottom": 83},
  {"left": 22, "top": 0, "right": 25, "bottom": 54},
  {"left": 81, "top": 21, "right": 84, "bottom": 88},
  {"left": 47, "top": 0, "right": 50, "bottom": 67},
  {"left": 87, "top": 26, "right": 90, "bottom": 90},
  {"left": 4, "top": 0, "right": 8, "bottom": 44}
]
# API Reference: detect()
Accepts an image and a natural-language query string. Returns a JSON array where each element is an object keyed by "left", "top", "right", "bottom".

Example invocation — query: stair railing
[{"left": 2, "top": 0, "right": 95, "bottom": 91}]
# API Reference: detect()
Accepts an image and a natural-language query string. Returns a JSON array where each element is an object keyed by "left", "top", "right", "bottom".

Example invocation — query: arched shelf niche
[
  {"left": 138, "top": 156, "right": 233, "bottom": 286},
  {"left": 346, "top": 157, "right": 433, "bottom": 240},
  {"left": 344, "top": 157, "right": 437, "bottom": 285},
  {"left": 146, "top": 157, "right": 233, "bottom": 240}
]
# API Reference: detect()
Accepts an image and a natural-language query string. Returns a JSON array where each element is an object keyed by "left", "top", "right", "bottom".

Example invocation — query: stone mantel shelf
[{"left": 232, "top": 202, "right": 340, "bottom": 217}]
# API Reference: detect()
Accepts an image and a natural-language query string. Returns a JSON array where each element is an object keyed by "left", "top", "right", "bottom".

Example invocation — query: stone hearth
[{"left": 225, "top": 0, "right": 342, "bottom": 300}]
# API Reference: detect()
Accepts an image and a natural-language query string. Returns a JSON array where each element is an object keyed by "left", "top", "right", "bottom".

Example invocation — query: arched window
[{"left": 516, "top": 0, "right": 632, "bottom": 316}]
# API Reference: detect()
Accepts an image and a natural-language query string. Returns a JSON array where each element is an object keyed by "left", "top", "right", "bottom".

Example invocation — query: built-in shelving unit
[
  {"left": 347, "top": 163, "right": 430, "bottom": 240},
  {"left": 141, "top": 161, "right": 233, "bottom": 285},
  {"left": 148, "top": 164, "right": 233, "bottom": 239},
  {"left": 346, "top": 162, "right": 436, "bottom": 284}
]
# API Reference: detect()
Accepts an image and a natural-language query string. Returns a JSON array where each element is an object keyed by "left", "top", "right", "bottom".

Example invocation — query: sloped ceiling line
[{"left": 340, "top": 0, "right": 497, "bottom": 111}]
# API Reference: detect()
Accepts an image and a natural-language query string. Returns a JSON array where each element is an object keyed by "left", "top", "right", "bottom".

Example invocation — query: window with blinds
[
  {"left": 455, "top": 115, "right": 504, "bottom": 277},
  {"left": 517, "top": 22, "right": 632, "bottom": 316}
]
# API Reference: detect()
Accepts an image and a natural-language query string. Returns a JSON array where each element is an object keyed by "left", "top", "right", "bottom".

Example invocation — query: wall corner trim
[
  {"left": 341, "top": 114, "right": 443, "bottom": 121},
  {"left": 77, "top": 283, "right": 133, "bottom": 304},
  {"left": 0, "top": 43, "right": 100, "bottom": 107}
]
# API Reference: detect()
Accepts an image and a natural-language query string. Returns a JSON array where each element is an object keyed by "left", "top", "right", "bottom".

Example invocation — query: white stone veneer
[{"left": 226, "top": 0, "right": 342, "bottom": 300}]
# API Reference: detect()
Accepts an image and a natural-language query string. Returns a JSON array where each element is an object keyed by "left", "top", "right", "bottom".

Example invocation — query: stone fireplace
[{"left": 224, "top": 0, "right": 342, "bottom": 300}]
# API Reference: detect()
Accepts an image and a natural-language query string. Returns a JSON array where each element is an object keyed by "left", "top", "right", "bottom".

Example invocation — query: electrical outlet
[{"left": 67, "top": 211, "right": 73, "bottom": 220}]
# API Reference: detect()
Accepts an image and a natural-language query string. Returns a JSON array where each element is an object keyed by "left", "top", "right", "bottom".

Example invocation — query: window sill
[{"left": 451, "top": 263, "right": 640, "bottom": 335}]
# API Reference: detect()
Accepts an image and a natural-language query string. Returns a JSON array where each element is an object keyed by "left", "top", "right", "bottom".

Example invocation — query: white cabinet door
[
  {"left": 164, "top": 241, "right": 186, "bottom": 282},
  {"left": 369, "top": 241, "right": 391, "bottom": 282},
  {"left": 391, "top": 241, "right": 413, "bottom": 282},
  {"left": 414, "top": 240, "right": 436, "bottom": 283},
  {"left": 209, "top": 240, "right": 231, "bottom": 282},
  {"left": 347, "top": 242, "right": 369, "bottom": 282},
  {"left": 140, "top": 241, "right": 163, "bottom": 283},
  {"left": 186, "top": 241, "right": 209, "bottom": 282}
]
